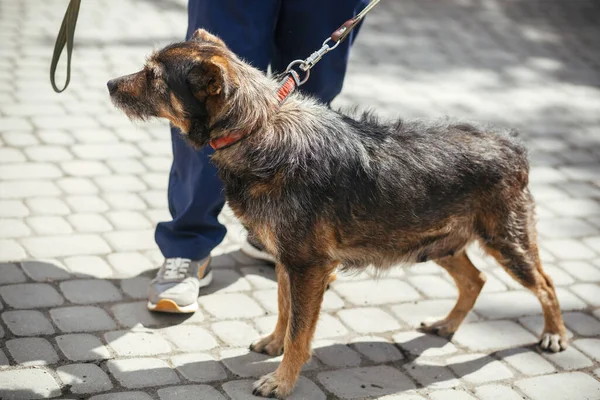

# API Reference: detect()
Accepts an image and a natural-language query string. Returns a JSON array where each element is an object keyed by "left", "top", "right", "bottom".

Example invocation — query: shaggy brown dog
[{"left": 108, "top": 29, "right": 567, "bottom": 399}]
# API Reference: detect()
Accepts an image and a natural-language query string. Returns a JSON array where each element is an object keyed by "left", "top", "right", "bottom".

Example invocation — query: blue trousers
[{"left": 155, "top": 0, "right": 367, "bottom": 260}]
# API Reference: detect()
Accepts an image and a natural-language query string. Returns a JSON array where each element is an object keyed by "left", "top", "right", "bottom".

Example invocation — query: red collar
[{"left": 209, "top": 74, "right": 298, "bottom": 150}]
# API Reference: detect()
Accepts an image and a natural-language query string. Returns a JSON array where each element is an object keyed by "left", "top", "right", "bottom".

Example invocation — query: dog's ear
[
  {"left": 188, "top": 56, "right": 230, "bottom": 99},
  {"left": 190, "top": 29, "right": 226, "bottom": 47}
]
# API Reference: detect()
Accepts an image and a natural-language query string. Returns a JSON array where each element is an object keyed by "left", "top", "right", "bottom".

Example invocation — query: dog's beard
[
  {"left": 110, "top": 95, "right": 155, "bottom": 122},
  {"left": 185, "top": 119, "right": 211, "bottom": 149}
]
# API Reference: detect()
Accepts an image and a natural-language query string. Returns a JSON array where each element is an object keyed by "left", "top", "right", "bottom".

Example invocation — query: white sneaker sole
[
  {"left": 241, "top": 241, "right": 276, "bottom": 263},
  {"left": 147, "top": 270, "right": 213, "bottom": 314}
]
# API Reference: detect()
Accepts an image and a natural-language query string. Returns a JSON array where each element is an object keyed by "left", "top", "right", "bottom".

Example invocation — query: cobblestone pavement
[{"left": 1, "top": 0, "right": 600, "bottom": 399}]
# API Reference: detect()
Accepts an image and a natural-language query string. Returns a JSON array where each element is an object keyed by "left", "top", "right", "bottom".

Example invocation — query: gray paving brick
[
  {"left": 108, "top": 252, "right": 155, "bottom": 277},
  {"left": 223, "top": 377, "right": 325, "bottom": 400},
  {"left": 429, "top": 390, "right": 477, "bottom": 400},
  {"left": 392, "top": 299, "right": 479, "bottom": 327},
  {"left": 333, "top": 278, "right": 421, "bottom": 305},
  {"left": 60, "top": 279, "right": 122, "bottom": 304},
  {"left": 0, "top": 219, "right": 30, "bottom": 238},
  {"left": 212, "top": 320, "right": 260, "bottom": 347},
  {"left": 199, "top": 293, "right": 265, "bottom": 319},
  {"left": 497, "top": 348, "right": 555, "bottom": 375},
  {"left": 107, "top": 211, "right": 152, "bottom": 230},
  {"left": 56, "top": 333, "right": 111, "bottom": 361},
  {"left": 0, "top": 348, "right": 8, "bottom": 366},
  {"left": 543, "top": 239, "right": 597, "bottom": 260},
  {"left": 0, "top": 263, "right": 26, "bottom": 284},
  {"left": 537, "top": 218, "right": 599, "bottom": 239},
  {"left": 170, "top": 353, "right": 228, "bottom": 382},
  {"left": 338, "top": 307, "right": 400, "bottom": 334},
  {"left": 120, "top": 277, "right": 152, "bottom": 299},
  {"left": 20, "top": 261, "right": 70, "bottom": 283},
  {"left": 516, "top": 372, "right": 600, "bottom": 400},
  {"left": 21, "top": 234, "right": 111, "bottom": 258},
  {"left": 0, "top": 200, "right": 29, "bottom": 218},
  {"left": 105, "top": 193, "right": 147, "bottom": 210},
  {"left": 206, "top": 268, "right": 252, "bottom": 294},
  {"left": 393, "top": 331, "right": 457, "bottom": 357},
  {"left": 161, "top": 325, "right": 217, "bottom": 351},
  {"left": 0, "top": 283, "right": 64, "bottom": 308},
  {"left": 2, "top": 310, "right": 55, "bottom": 336},
  {"left": 0, "top": 239, "right": 26, "bottom": 260},
  {"left": 27, "top": 215, "right": 73, "bottom": 235},
  {"left": 571, "top": 283, "right": 600, "bottom": 307},
  {"left": 474, "top": 385, "right": 523, "bottom": 400},
  {"left": 0, "top": 180, "right": 61, "bottom": 200},
  {"left": 0, "top": 163, "right": 62, "bottom": 180},
  {"left": 562, "top": 260, "right": 600, "bottom": 282},
  {"left": 6, "top": 337, "right": 59, "bottom": 366},
  {"left": 220, "top": 347, "right": 317, "bottom": 378},
  {"left": 518, "top": 315, "right": 575, "bottom": 339},
  {"left": 50, "top": 306, "right": 116, "bottom": 332},
  {"left": 408, "top": 275, "right": 458, "bottom": 298},
  {"left": 351, "top": 336, "right": 404, "bottom": 363},
  {"left": 240, "top": 266, "right": 278, "bottom": 289},
  {"left": 105, "top": 329, "right": 172, "bottom": 356},
  {"left": 24, "top": 198, "right": 68, "bottom": 216},
  {"left": 0, "top": 368, "right": 62, "bottom": 399},
  {"left": 65, "top": 195, "right": 110, "bottom": 212},
  {"left": 104, "top": 230, "right": 156, "bottom": 252},
  {"left": 57, "top": 363, "right": 113, "bottom": 394},
  {"left": 573, "top": 338, "right": 600, "bottom": 362},
  {"left": 453, "top": 320, "right": 537, "bottom": 351},
  {"left": 89, "top": 392, "right": 154, "bottom": 400},
  {"left": 318, "top": 366, "right": 416, "bottom": 399},
  {"left": 313, "top": 340, "right": 362, "bottom": 368},
  {"left": 403, "top": 359, "right": 460, "bottom": 390},
  {"left": 68, "top": 213, "right": 114, "bottom": 233},
  {"left": 447, "top": 354, "right": 513, "bottom": 384},
  {"left": 63, "top": 255, "right": 115, "bottom": 278},
  {"left": 112, "top": 301, "right": 183, "bottom": 328},
  {"left": 563, "top": 311, "right": 600, "bottom": 336},
  {"left": 542, "top": 346, "right": 593, "bottom": 370},
  {"left": 158, "top": 385, "right": 227, "bottom": 400},
  {"left": 57, "top": 177, "right": 99, "bottom": 194},
  {"left": 108, "top": 358, "right": 180, "bottom": 388}
]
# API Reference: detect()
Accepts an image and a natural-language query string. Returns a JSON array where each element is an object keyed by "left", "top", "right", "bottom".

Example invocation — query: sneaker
[
  {"left": 241, "top": 233, "right": 276, "bottom": 264},
  {"left": 147, "top": 257, "right": 212, "bottom": 313}
]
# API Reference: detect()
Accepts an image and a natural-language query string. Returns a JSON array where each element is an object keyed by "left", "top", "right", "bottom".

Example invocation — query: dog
[{"left": 108, "top": 29, "right": 567, "bottom": 399}]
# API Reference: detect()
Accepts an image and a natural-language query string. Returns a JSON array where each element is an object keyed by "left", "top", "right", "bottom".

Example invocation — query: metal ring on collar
[{"left": 284, "top": 60, "right": 310, "bottom": 86}]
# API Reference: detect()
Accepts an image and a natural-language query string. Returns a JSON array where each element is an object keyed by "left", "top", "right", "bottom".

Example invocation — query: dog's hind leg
[
  {"left": 421, "top": 251, "right": 487, "bottom": 337},
  {"left": 253, "top": 261, "right": 336, "bottom": 399},
  {"left": 250, "top": 263, "right": 289, "bottom": 356}
]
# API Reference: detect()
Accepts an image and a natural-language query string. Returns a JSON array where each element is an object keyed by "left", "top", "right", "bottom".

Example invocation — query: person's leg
[
  {"left": 272, "top": 0, "right": 369, "bottom": 103},
  {"left": 149, "top": 0, "right": 279, "bottom": 313}
]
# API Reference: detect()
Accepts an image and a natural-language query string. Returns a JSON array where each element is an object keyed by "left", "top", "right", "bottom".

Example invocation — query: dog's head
[{"left": 107, "top": 29, "right": 239, "bottom": 146}]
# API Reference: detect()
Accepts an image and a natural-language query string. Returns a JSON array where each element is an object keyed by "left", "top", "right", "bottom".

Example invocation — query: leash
[
  {"left": 50, "top": 0, "right": 81, "bottom": 93},
  {"left": 210, "top": 0, "right": 381, "bottom": 150}
]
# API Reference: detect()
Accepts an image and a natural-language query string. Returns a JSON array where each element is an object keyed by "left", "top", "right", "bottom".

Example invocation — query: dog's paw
[
  {"left": 539, "top": 332, "right": 568, "bottom": 353},
  {"left": 252, "top": 372, "right": 294, "bottom": 399},
  {"left": 250, "top": 334, "right": 284, "bottom": 356},
  {"left": 419, "top": 319, "right": 458, "bottom": 338}
]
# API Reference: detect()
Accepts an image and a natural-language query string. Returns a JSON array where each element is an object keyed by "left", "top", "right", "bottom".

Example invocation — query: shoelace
[{"left": 161, "top": 258, "right": 192, "bottom": 280}]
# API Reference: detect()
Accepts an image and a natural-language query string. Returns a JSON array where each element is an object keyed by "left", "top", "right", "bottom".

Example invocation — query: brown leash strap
[{"left": 50, "top": 0, "right": 81, "bottom": 93}]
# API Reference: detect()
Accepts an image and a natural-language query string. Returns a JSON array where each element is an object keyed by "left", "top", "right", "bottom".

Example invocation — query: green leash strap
[{"left": 50, "top": 0, "right": 81, "bottom": 93}]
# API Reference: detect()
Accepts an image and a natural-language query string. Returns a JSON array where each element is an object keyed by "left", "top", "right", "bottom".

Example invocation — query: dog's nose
[{"left": 107, "top": 79, "right": 118, "bottom": 94}]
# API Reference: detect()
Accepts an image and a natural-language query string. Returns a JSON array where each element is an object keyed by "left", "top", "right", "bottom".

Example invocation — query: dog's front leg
[
  {"left": 250, "top": 263, "right": 290, "bottom": 356},
  {"left": 252, "top": 262, "right": 334, "bottom": 399}
]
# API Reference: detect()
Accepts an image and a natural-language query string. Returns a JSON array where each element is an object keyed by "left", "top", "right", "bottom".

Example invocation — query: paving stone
[
  {"left": 56, "top": 333, "right": 111, "bottom": 361},
  {"left": 0, "top": 239, "right": 26, "bottom": 260},
  {"left": 57, "top": 363, "right": 113, "bottom": 394},
  {"left": 2, "top": 310, "right": 55, "bottom": 336},
  {"left": 393, "top": 331, "right": 457, "bottom": 357},
  {"left": 0, "top": 368, "right": 61, "bottom": 399},
  {"left": 537, "top": 218, "right": 599, "bottom": 239},
  {"left": 573, "top": 338, "right": 600, "bottom": 361},
  {"left": 6, "top": 337, "right": 59, "bottom": 365},
  {"left": 0, "top": 262, "right": 26, "bottom": 283},
  {"left": 518, "top": 315, "right": 574, "bottom": 339},
  {"left": 158, "top": 385, "right": 227, "bottom": 400},
  {"left": 120, "top": 277, "right": 152, "bottom": 299},
  {"left": 0, "top": 163, "right": 62, "bottom": 180},
  {"left": 516, "top": 372, "right": 600, "bottom": 400},
  {"left": 21, "top": 260, "right": 71, "bottom": 282},
  {"left": 407, "top": 275, "right": 458, "bottom": 298},
  {"left": 333, "top": 279, "right": 421, "bottom": 305},
  {"left": 563, "top": 312, "right": 600, "bottom": 336},
  {"left": 392, "top": 299, "right": 479, "bottom": 327},
  {"left": 338, "top": 307, "right": 400, "bottom": 334},
  {"left": 63, "top": 255, "right": 114, "bottom": 278},
  {"left": 161, "top": 325, "right": 217, "bottom": 351},
  {"left": 66, "top": 195, "right": 110, "bottom": 212},
  {"left": 314, "top": 313, "right": 349, "bottom": 339},
  {"left": 112, "top": 301, "right": 188, "bottom": 328},
  {"left": 562, "top": 260, "right": 600, "bottom": 282},
  {"left": 571, "top": 283, "right": 600, "bottom": 307},
  {"left": 57, "top": 177, "right": 99, "bottom": 194},
  {"left": 240, "top": 266, "right": 278, "bottom": 289},
  {"left": 453, "top": 320, "right": 537, "bottom": 351},
  {"left": 429, "top": 389, "right": 477, "bottom": 400},
  {"left": 252, "top": 289, "right": 278, "bottom": 313},
  {"left": 107, "top": 211, "right": 152, "bottom": 230},
  {"left": 447, "top": 354, "right": 513, "bottom": 383},
  {"left": 0, "top": 180, "right": 60, "bottom": 199},
  {"left": 89, "top": 391, "right": 154, "bottom": 400},
  {"left": 497, "top": 347, "right": 556, "bottom": 376},
  {"left": 322, "top": 289, "right": 345, "bottom": 310},
  {"left": 545, "top": 199, "right": 600, "bottom": 217},
  {"left": 0, "top": 200, "right": 29, "bottom": 218},
  {"left": 105, "top": 193, "right": 148, "bottom": 210},
  {"left": 220, "top": 347, "right": 317, "bottom": 378},
  {"left": 403, "top": 359, "right": 460, "bottom": 390},
  {"left": 474, "top": 384, "right": 523, "bottom": 400},
  {"left": 95, "top": 175, "right": 147, "bottom": 192},
  {"left": 0, "top": 148, "right": 26, "bottom": 163},
  {"left": 107, "top": 358, "right": 180, "bottom": 388},
  {"left": 203, "top": 268, "right": 252, "bottom": 294},
  {"left": 108, "top": 252, "right": 155, "bottom": 277},
  {"left": 313, "top": 340, "right": 362, "bottom": 368},
  {"left": 50, "top": 306, "right": 116, "bottom": 332},
  {"left": 105, "top": 329, "right": 172, "bottom": 356},
  {"left": 318, "top": 366, "right": 416, "bottom": 399},
  {"left": 542, "top": 239, "right": 597, "bottom": 260},
  {"left": 0, "top": 219, "right": 30, "bottom": 238},
  {"left": 68, "top": 213, "right": 114, "bottom": 232},
  {"left": 377, "top": 394, "right": 427, "bottom": 400},
  {"left": 170, "top": 353, "right": 228, "bottom": 382},
  {"left": 544, "top": 265, "right": 576, "bottom": 286},
  {"left": 199, "top": 293, "right": 265, "bottom": 319},
  {"left": 212, "top": 320, "right": 260, "bottom": 347},
  {"left": 542, "top": 346, "right": 593, "bottom": 370},
  {"left": 60, "top": 279, "right": 122, "bottom": 304},
  {"left": 351, "top": 336, "right": 404, "bottom": 362},
  {"left": 222, "top": 377, "right": 325, "bottom": 400},
  {"left": 21, "top": 234, "right": 111, "bottom": 258},
  {"left": 0, "top": 348, "right": 8, "bottom": 366},
  {"left": 104, "top": 230, "right": 156, "bottom": 252},
  {"left": 27, "top": 215, "right": 73, "bottom": 235},
  {"left": 0, "top": 283, "right": 64, "bottom": 308}
]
